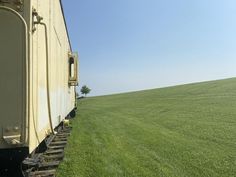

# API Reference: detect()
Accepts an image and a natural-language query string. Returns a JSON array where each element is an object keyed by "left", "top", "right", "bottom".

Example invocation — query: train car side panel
[
  {"left": 28, "top": 0, "right": 77, "bottom": 153},
  {"left": 0, "top": 0, "right": 78, "bottom": 155}
]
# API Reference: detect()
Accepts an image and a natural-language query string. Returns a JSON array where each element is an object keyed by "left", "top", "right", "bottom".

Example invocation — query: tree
[{"left": 80, "top": 85, "right": 91, "bottom": 97}]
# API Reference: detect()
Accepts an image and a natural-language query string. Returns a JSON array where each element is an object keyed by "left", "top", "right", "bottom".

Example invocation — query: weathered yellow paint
[{"left": 0, "top": 0, "right": 78, "bottom": 153}]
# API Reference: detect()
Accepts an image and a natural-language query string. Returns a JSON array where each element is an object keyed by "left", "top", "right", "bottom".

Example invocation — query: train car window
[
  {"left": 69, "top": 57, "right": 75, "bottom": 78},
  {"left": 68, "top": 52, "right": 79, "bottom": 86}
]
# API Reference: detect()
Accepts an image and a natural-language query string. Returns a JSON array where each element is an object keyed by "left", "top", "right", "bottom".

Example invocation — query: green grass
[{"left": 57, "top": 78, "right": 236, "bottom": 177}]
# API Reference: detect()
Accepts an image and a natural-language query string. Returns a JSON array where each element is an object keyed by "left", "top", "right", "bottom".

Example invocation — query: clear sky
[{"left": 62, "top": 0, "right": 236, "bottom": 96}]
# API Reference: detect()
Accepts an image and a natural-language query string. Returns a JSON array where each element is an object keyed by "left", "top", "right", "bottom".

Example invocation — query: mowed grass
[{"left": 57, "top": 78, "right": 236, "bottom": 177}]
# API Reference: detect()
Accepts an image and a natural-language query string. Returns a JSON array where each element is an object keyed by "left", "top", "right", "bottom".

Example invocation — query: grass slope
[{"left": 57, "top": 78, "right": 236, "bottom": 177}]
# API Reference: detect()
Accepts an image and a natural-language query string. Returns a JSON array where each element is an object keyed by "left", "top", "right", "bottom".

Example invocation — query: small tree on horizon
[{"left": 80, "top": 85, "right": 91, "bottom": 97}]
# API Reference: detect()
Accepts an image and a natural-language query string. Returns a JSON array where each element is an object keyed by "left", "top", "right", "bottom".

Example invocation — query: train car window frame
[{"left": 68, "top": 52, "right": 79, "bottom": 86}]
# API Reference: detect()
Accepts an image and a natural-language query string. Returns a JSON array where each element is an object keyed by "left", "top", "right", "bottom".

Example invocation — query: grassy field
[{"left": 57, "top": 78, "right": 236, "bottom": 177}]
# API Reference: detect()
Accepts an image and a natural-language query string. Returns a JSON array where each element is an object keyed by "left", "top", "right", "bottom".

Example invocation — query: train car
[{"left": 0, "top": 0, "right": 78, "bottom": 165}]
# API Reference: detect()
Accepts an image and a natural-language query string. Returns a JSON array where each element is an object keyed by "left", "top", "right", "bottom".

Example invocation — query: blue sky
[{"left": 62, "top": 0, "right": 236, "bottom": 96}]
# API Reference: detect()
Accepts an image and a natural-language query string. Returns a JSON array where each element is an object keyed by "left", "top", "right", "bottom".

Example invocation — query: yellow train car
[{"left": 0, "top": 0, "right": 78, "bottom": 164}]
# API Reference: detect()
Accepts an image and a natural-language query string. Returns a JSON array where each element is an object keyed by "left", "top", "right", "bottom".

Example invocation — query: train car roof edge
[{"left": 59, "top": 0, "right": 72, "bottom": 51}]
